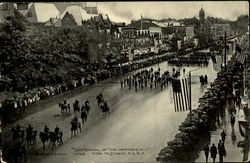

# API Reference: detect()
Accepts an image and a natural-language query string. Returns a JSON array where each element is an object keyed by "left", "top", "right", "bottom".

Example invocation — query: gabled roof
[
  {"left": 25, "top": 3, "right": 60, "bottom": 23},
  {"left": 15, "top": 2, "right": 33, "bottom": 16},
  {"left": 60, "top": 5, "right": 92, "bottom": 26},
  {"left": 14, "top": 8, "right": 29, "bottom": 24}
]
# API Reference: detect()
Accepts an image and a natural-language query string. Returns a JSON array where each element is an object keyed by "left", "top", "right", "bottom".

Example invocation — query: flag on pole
[
  {"left": 172, "top": 77, "right": 190, "bottom": 112},
  {"left": 212, "top": 54, "right": 222, "bottom": 72},
  {"left": 235, "top": 44, "right": 245, "bottom": 64}
]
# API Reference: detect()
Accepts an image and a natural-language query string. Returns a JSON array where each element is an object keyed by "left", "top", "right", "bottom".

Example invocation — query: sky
[{"left": 85, "top": 1, "right": 249, "bottom": 24}]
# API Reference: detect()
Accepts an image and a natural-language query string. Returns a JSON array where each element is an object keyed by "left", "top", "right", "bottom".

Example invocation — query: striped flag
[
  {"left": 172, "top": 77, "right": 191, "bottom": 112},
  {"left": 212, "top": 55, "right": 222, "bottom": 72},
  {"left": 235, "top": 45, "right": 245, "bottom": 64}
]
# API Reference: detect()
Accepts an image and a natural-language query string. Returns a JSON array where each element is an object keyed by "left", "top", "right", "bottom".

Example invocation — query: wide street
[{"left": 2, "top": 58, "right": 219, "bottom": 163}]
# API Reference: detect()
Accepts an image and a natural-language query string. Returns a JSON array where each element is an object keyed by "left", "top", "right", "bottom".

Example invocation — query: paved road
[{"left": 2, "top": 59, "right": 218, "bottom": 163}]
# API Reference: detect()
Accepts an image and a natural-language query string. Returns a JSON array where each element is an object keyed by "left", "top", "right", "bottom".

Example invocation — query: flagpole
[
  {"left": 189, "top": 71, "right": 192, "bottom": 121},
  {"left": 140, "top": 14, "right": 143, "bottom": 31},
  {"left": 224, "top": 30, "right": 227, "bottom": 70}
]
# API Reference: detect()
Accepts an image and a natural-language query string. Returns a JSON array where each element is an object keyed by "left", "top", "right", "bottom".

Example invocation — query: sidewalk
[{"left": 195, "top": 101, "right": 247, "bottom": 162}]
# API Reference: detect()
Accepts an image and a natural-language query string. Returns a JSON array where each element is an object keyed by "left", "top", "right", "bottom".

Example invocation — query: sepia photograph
[{"left": 0, "top": 1, "right": 249, "bottom": 163}]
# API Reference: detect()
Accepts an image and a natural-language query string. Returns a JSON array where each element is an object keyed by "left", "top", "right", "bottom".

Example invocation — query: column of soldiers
[{"left": 120, "top": 67, "right": 179, "bottom": 92}]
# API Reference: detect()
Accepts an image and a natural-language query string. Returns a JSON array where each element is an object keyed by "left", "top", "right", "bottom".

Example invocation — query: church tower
[
  {"left": 199, "top": 6, "right": 206, "bottom": 32},
  {"left": 199, "top": 6, "right": 205, "bottom": 23}
]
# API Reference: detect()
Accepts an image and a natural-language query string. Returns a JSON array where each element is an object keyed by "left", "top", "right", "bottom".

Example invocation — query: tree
[{"left": 0, "top": 16, "right": 30, "bottom": 75}]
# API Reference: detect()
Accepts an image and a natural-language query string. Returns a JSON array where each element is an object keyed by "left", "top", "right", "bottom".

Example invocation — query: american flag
[
  {"left": 212, "top": 55, "right": 223, "bottom": 72},
  {"left": 235, "top": 44, "right": 245, "bottom": 64},
  {"left": 172, "top": 77, "right": 191, "bottom": 112}
]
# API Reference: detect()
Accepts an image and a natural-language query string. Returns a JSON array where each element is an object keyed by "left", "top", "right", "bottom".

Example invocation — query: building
[
  {"left": 53, "top": 2, "right": 98, "bottom": 15},
  {"left": 24, "top": 3, "right": 60, "bottom": 23},
  {"left": 60, "top": 5, "right": 93, "bottom": 26},
  {"left": 198, "top": 6, "right": 211, "bottom": 32},
  {"left": 0, "top": 2, "right": 29, "bottom": 24},
  {"left": 0, "top": 2, "right": 15, "bottom": 23},
  {"left": 121, "top": 26, "right": 136, "bottom": 38},
  {"left": 149, "top": 27, "right": 162, "bottom": 38},
  {"left": 173, "top": 26, "right": 194, "bottom": 41},
  {"left": 82, "top": 14, "right": 124, "bottom": 36},
  {"left": 15, "top": 2, "right": 31, "bottom": 15},
  {"left": 111, "top": 22, "right": 125, "bottom": 38},
  {"left": 185, "top": 26, "right": 195, "bottom": 40}
]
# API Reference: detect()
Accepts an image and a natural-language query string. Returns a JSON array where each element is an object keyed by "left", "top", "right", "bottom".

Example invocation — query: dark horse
[
  {"left": 12, "top": 142, "right": 27, "bottom": 163},
  {"left": 100, "top": 101, "right": 110, "bottom": 117},
  {"left": 48, "top": 131, "right": 63, "bottom": 150},
  {"left": 71, "top": 118, "right": 81, "bottom": 138},
  {"left": 26, "top": 129, "right": 37, "bottom": 149},
  {"left": 58, "top": 101, "right": 70, "bottom": 115},
  {"left": 11, "top": 128, "right": 24, "bottom": 144},
  {"left": 85, "top": 100, "right": 91, "bottom": 114},
  {"left": 73, "top": 100, "right": 80, "bottom": 114},
  {"left": 96, "top": 93, "right": 104, "bottom": 107},
  {"left": 39, "top": 131, "right": 49, "bottom": 150}
]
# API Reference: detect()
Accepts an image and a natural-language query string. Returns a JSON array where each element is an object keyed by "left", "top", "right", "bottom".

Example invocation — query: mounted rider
[
  {"left": 85, "top": 100, "right": 90, "bottom": 114},
  {"left": 61, "top": 100, "right": 70, "bottom": 114},
  {"left": 73, "top": 99, "right": 80, "bottom": 113},
  {"left": 44, "top": 125, "right": 49, "bottom": 134},
  {"left": 54, "top": 125, "right": 59, "bottom": 136}
]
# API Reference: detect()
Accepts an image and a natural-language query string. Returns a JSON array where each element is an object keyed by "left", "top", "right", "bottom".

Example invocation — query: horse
[
  {"left": 101, "top": 102, "right": 110, "bottom": 117},
  {"left": 12, "top": 142, "right": 27, "bottom": 163},
  {"left": 73, "top": 100, "right": 80, "bottom": 114},
  {"left": 81, "top": 110, "right": 88, "bottom": 125},
  {"left": 11, "top": 128, "right": 24, "bottom": 144},
  {"left": 71, "top": 119, "right": 77, "bottom": 138},
  {"left": 39, "top": 132, "right": 49, "bottom": 150},
  {"left": 31, "top": 131, "right": 37, "bottom": 145},
  {"left": 56, "top": 131, "right": 63, "bottom": 146},
  {"left": 58, "top": 102, "right": 70, "bottom": 115},
  {"left": 71, "top": 118, "right": 81, "bottom": 138},
  {"left": 85, "top": 101, "right": 90, "bottom": 114},
  {"left": 48, "top": 132, "right": 57, "bottom": 150},
  {"left": 26, "top": 130, "right": 37, "bottom": 148},
  {"left": 96, "top": 94, "right": 104, "bottom": 107}
]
